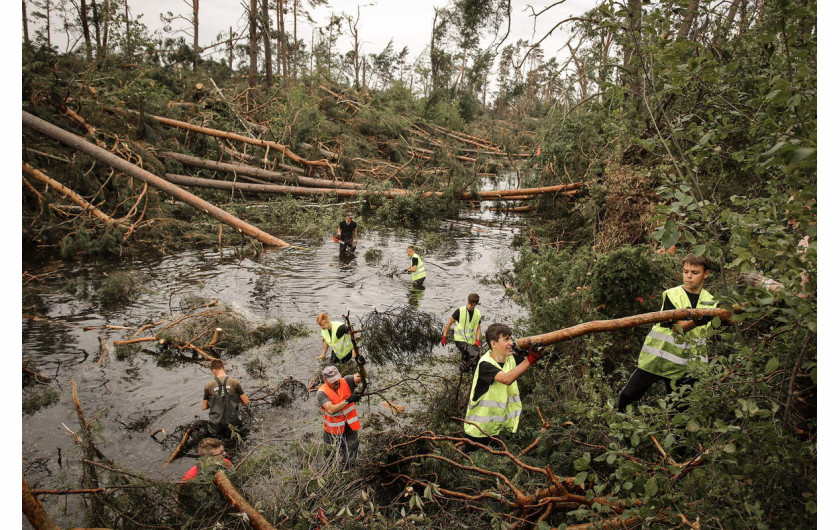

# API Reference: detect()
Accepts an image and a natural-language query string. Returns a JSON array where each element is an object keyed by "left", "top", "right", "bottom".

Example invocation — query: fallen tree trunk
[
  {"left": 23, "top": 163, "right": 122, "bottom": 224},
  {"left": 134, "top": 110, "right": 334, "bottom": 170},
  {"left": 467, "top": 182, "right": 582, "bottom": 199},
  {"left": 516, "top": 308, "right": 734, "bottom": 349},
  {"left": 23, "top": 111, "right": 289, "bottom": 248},
  {"left": 214, "top": 471, "right": 276, "bottom": 530},
  {"left": 22, "top": 478, "right": 61, "bottom": 530},
  {"left": 157, "top": 150, "right": 359, "bottom": 189},
  {"left": 164, "top": 173, "right": 582, "bottom": 202}
]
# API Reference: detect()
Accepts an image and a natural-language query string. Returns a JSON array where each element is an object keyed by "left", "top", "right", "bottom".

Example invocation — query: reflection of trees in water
[
  {"left": 250, "top": 272, "right": 278, "bottom": 310},
  {"left": 407, "top": 285, "right": 425, "bottom": 307}
]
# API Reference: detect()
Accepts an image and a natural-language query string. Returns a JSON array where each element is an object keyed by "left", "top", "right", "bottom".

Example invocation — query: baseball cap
[{"left": 322, "top": 366, "right": 341, "bottom": 383}]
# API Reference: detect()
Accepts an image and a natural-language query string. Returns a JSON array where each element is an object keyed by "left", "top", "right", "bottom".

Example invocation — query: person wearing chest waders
[
  {"left": 441, "top": 293, "right": 483, "bottom": 372},
  {"left": 202, "top": 359, "right": 250, "bottom": 439},
  {"left": 181, "top": 437, "right": 232, "bottom": 481},
  {"left": 316, "top": 313, "right": 355, "bottom": 363},
  {"left": 317, "top": 365, "right": 363, "bottom": 467},
  {"left": 404, "top": 245, "right": 426, "bottom": 288},
  {"left": 616, "top": 254, "right": 719, "bottom": 412},
  {"left": 463, "top": 323, "right": 544, "bottom": 451},
  {"left": 335, "top": 211, "right": 358, "bottom": 253}
]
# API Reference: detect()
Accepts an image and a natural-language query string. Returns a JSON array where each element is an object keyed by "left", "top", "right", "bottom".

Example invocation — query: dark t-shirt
[
  {"left": 338, "top": 220, "right": 357, "bottom": 242},
  {"left": 471, "top": 354, "right": 525, "bottom": 402},
  {"left": 411, "top": 256, "right": 419, "bottom": 267},
  {"left": 662, "top": 288, "right": 700, "bottom": 311},
  {"left": 332, "top": 323, "right": 348, "bottom": 339}
]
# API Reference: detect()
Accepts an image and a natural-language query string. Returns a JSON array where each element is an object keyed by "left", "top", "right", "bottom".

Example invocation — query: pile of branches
[{"left": 357, "top": 304, "right": 442, "bottom": 365}]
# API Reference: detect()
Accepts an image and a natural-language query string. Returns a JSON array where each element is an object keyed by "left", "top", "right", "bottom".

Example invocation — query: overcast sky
[{"left": 43, "top": 0, "right": 600, "bottom": 65}]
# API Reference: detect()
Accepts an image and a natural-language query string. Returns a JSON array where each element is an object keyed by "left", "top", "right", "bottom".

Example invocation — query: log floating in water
[{"left": 22, "top": 111, "right": 289, "bottom": 248}]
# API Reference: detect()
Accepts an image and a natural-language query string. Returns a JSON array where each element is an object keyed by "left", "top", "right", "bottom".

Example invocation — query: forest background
[{"left": 17, "top": 0, "right": 828, "bottom": 527}]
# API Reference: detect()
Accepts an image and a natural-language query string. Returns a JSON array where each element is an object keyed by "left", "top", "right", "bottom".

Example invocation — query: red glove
[
  {"left": 474, "top": 338, "right": 480, "bottom": 346},
  {"left": 441, "top": 334, "right": 447, "bottom": 346},
  {"left": 526, "top": 343, "right": 545, "bottom": 364},
  {"left": 333, "top": 236, "right": 339, "bottom": 243}
]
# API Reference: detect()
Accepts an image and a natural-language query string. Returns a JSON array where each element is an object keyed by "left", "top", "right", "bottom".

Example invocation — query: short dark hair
[
  {"left": 485, "top": 323, "right": 511, "bottom": 345},
  {"left": 467, "top": 293, "right": 480, "bottom": 304},
  {"left": 406, "top": 245, "right": 415, "bottom": 251},
  {"left": 682, "top": 254, "right": 712, "bottom": 272},
  {"left": 210, "top": 359, "right": 225, "bottom": 371}
]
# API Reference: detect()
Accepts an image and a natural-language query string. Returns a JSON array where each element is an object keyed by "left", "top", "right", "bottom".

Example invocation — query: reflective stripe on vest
[
  {"left": 637, "top": 286, "right": 716, "bottom": 379},
  {"left": 321, "top": 321, "right": 353, "bottom": 360},
  {"left": 411, "top": 253, "right": 426, "bottom": 281},
  {"left": 464, "top": 352, "right": 522, "bottom": 437},
  {"left": 453, "top": 306, "right": 481, "bottom": 343},
  {"left": 319, "top": 379, "right": 361, "bottom": 434}
]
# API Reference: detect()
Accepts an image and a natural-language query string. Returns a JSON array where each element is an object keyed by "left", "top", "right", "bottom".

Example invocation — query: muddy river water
[{"left": 22, "top": 205, "right": 531, "bottom": 504}]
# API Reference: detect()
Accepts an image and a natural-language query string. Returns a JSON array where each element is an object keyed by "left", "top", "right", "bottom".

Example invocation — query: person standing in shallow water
[
  {"left": 336, "top": 212, "right": 358, "bottom": 253},
  {"left": 317, "top": 365, "right": 363, "bottom": 466},
  {"left": 616, "top": 254, "right": 718, "bottom": 412},
  {"left": 442, "top": 293, "right": 483, "bottom": 372},
  {"left": 202, "top": 359, "right": 250, "bottom": 438},
  {"left": 404, "top": 245, "right": 426, "bottom": 288}
]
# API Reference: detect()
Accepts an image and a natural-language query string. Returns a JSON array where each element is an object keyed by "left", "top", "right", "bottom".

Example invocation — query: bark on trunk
[
  {"left": 214, "top": 471, "right": 277, "bottom": 530},
  {"left": 158, "top": 151, "right": 357, "bottom": 188},
  {"left": 23, "top": 163, "right": 121, "bottom": 224},
  {"left": 516, "top": 308, "right": 733, "bottom": 349},
  {"left": 192, "top": 0, "right": 199, "bottom": 71},
  {"left": 22, "top": 0, "right": 29, "bottom": 46},
  {"left": 248, "top": 0, "right": 258, "bottom": 89},
  {"left": 137, "top": 111, "right": 335, "bottom": 170},
  {"left": 261, "top": 0, "right": 273, "bottom": 86},
  {"left": 23, "top": 111, "right": 289, "bottom": 247},
  {"left": 22, "top": 478, "right": 61, "bottom": 530}
]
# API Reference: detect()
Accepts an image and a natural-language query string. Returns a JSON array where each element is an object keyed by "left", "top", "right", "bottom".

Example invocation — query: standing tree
[
  {"left": 261, "top": 0, "right": 273, "bottom": 86},
  {"left": 161, "top": 0, "right": 200, "bottom": 71},
  {"left": 248, "top": 0, "right": 258, "bottom": 88}
]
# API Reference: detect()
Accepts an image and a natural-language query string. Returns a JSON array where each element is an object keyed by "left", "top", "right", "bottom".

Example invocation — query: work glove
[
  {"left": 333, "top": 236, "right": 339, "bottom": 243},
  {"left": 474, "top": 338, "right": 480, "bottom": 346},
  {"left": 441, "top": 334, "right": 448, "bottom": 346},
  {"left": 692, "top": 315, "right": 713, "bottom": 326},
  {"left": 526, "top": 343, "right": 545, "bottom": 364},
  {"left": 512, "top": 344, "right": 528, "bottom": 357},
  {"left": 345, "top": 393, "right": 360, "bottom": 404},
  {"left": 356, "top": 354, "right": 366, "bottom": 366}
]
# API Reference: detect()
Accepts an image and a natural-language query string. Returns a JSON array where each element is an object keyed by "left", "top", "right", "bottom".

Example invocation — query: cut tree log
[
  {"left": 23, "top": 111, "right": 289, "bottom": 248},
  {"left": 515, "top": 308, "right": 734, "bottom": 349},
  {"left": 164, "top": 173, "right": 582, "bottom": 202},
  {"left": 127, "top": 110, "right": 334, "bottom": 170},
  {"left": 157, "top": 150, "right": 359, "bottom": 189},
  {"left": 214, "top": 471, "right": 277, "bottom": 530},
  {"left": 22, "top": 478, "right": 61, "bottom": 530},
  {"left": 23, "top": 163, "right": 122, "bottom": 225}
]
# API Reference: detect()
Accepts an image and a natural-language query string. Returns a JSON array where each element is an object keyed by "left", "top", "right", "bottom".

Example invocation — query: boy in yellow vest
[
  {"left": 463, "top": 323, "right": 544, "bottom": 449},
  {"left": 404, "top": 246, "right": 426, "bottom": 287},
  {"left": 316, "top": 313, "right": 355, "bottom": 362},
  {"left": 441, "top": 293, "right": 483, "bottom": 372},
  {"left": 617, "top": 254, "right": 717, "bottom": 412}
]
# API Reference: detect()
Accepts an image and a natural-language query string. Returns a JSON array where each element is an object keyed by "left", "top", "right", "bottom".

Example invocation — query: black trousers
[
  {"left": 454, "top": 341, "right": 479, "bottom": 362},
  {"left": 617, "top": 367, "right": 696, "bottom": 412}
]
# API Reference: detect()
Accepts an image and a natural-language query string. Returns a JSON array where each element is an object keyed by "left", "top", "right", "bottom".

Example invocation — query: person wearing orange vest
[{"left": 317, "top": 365, "right": 363, "bottom": 466}]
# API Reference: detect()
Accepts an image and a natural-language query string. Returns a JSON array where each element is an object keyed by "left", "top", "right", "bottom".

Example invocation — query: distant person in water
[
  {"left": 181, "top": 437, "right": 231, "bottom": 481},
  {"left": 404, "top": 245, "right": 426, "bottom": 288},
  {"left": 202, "top": 359, "right": 250, "bottom": 438},
  {"left": 336, "top": 212, "right": 358, "bottom": 253}
]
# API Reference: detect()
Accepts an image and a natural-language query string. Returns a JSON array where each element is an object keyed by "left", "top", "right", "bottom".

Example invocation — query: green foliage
[
  {"left": 365, "top": 192, "right": 459, "bottom": 228},
  {"left": 97, "top": 272, "right": 140, "bottom": 309},
  {"left": 590, "top": 246, "right": 671, "bottom": 318}
]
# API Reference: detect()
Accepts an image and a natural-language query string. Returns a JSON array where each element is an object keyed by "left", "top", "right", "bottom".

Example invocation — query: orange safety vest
[{"left": 319, "top": 378, "right": 361, "bottom": 435}]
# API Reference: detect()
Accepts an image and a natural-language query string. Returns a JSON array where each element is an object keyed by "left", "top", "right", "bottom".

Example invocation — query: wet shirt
[
  {"left": 338, "top": 220, "right": 357, "bottom": 241},
  {"left": 471, "top": 354, "right": 525, "bottom": 402},
  {"left": 204, "top": 377, "right": 244, "bottom": 400}
]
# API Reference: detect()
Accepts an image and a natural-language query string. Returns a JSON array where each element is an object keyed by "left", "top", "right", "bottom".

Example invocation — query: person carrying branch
[
  {"left": 316, "top": 313, "right": 355, "bottom": 363},
  {"left": 317, "top": 365, "right": 363, "bottom": 466},
  {"left": 617, "top": 254, "right": 718, "bottom": 412},
  {"left": 442, "top": 293, "right": 483, "bottom": 372},
  {"left": 404, "top": 245, "right": 426, "bottom": 287},
  {"left": 463, "top": 323, "right": 544, "bottom": 449},
  {"left": 202, "top": 359, "right": 250, "bottom": 438},
  {"left": 335, "top": 211, "right": 358, "bottom": 253}
]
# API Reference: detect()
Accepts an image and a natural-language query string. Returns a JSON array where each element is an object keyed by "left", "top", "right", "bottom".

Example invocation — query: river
[{"left": 22, "top": 203, "right": 531, "bottom": 511}]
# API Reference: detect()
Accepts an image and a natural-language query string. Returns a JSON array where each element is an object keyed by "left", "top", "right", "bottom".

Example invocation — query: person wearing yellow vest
[
  {"left": 316, "top": 313, "right": 355, "bottom": 363},
  {"left": 617, "top": 254, "right": 718, "bottom": 412},
  {"left": 441, "top": 293, "right": 483, "bottom": 372},
  {"left": 317, "top": 365, "right": 363, "bottom": 465},
  {"left": 463, "top": 323, "right": 544, "bottom": 449},
  {"left": 404, "top": 245, "right": 426, "bottom": 287}
]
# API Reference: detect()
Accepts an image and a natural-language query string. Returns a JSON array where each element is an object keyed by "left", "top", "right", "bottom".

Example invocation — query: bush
[
  {"left": 590, "top": 246, "right": 671, "bottom": 318},
  {"left": 97, "top": 271, "right": 140, "bottom": 309}
]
